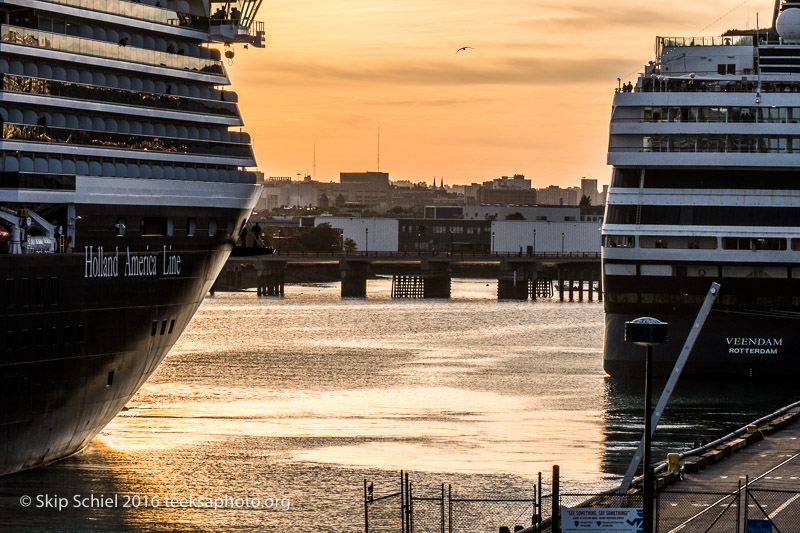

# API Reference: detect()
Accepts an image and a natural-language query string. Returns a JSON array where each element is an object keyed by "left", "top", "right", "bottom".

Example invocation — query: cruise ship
[
  {"left": 0, "top": 1, "right": 264, "bottom": 474},
  {"left": 602, "top": 1, "right": 800, "bottom": 378}
]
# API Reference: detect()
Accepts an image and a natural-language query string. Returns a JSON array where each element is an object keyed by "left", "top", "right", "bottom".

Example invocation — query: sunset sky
[{"left": 227, "top": 0, "right": 775, "bottom": 187}]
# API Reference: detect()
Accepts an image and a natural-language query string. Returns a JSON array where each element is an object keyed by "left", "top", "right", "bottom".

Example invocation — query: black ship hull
[
  {"left": 604, "top": 309, "right": 800, "bottom": 379},
  {"left": 0, "top": 203, "right": 249, "bottom": 476}
]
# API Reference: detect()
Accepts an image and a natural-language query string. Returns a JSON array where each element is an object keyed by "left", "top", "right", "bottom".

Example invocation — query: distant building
[
  {"left": 536, "top": 185, "right": 580, "bottom": 206},
  {"left": 581, "top": 177, "right": 605, "bottom": 206},
  {"left": 488, "top": 174, "right": 531, "bottom": 190},
  {"left": 580, "top": 205, "right": 604, "bottom": 223},
  {"left": 424, "top": 206, "right": 464, "bottom": 219},
  {"left": 463, "top": 205, "right": 580, "bottom": 222},
  {"left": 311, "top": 171, "right": 392, "bottom": 207},
  {"left": 314, "top": 217, "right": 398, "bottom": 252},
  {"left": 491, "top": 220, "right": 602, "bottom": 254},
  {"left": 256, "top": 176, "right": 319, "bottom": 210},
  {"left": 460, "top": 183, "right": 481, "bottom": 205},
  {"left": 475, "top": 174, "right": 536, "bottom": 205},
  {"left": 478, "top": 188, "right": 537, "bottom": 206},
  {"left": 340, "top": 171, "right": 390, "bottom": 188},
  {"left": 398, "top": 218, "right": 490, "bottom": 253}
]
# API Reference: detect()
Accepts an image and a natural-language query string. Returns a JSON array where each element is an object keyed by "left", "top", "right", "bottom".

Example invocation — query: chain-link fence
[
  {"left": 364, "top": 472, "right": 800, "bottom": 532},
  {"left": 449, "top": 498, "right": 536, "bottom": 533},
  {"left": 655, "top": 489, "right": 740, "bottom": 533},
  {"left": 409, "top": 486, "right": 445, "bottom": 533},
  {"left": 363, "top": 472, "right": 540, "bottom": 533},
  {"left": 364, "top": 490, "right": 403, "bottom": 533},
  {"left": 746, "top": 488, "right": 800, "bottom": 532}
]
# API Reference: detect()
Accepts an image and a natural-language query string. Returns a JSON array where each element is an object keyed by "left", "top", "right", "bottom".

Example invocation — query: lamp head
[{"left": 625, "top": 317, "right": 668, "bottom": 346}]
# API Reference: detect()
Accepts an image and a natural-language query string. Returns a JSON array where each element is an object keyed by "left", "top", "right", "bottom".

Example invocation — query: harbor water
[{"left": 1, "top": 278, "right": 798, "bottom": 532}]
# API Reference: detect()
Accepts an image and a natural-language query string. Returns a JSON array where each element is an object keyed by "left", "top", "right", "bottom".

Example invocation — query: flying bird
[{"left": 456, "top": 46, "right": 474, "bottom": 53}]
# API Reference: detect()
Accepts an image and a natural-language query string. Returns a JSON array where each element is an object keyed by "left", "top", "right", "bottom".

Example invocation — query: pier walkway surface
[{"left": 652, "top": 405, "right": 800, "bottom": 532}]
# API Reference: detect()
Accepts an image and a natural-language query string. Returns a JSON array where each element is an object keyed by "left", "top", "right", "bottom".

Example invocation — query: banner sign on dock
[
  {"left": 746, "top": 519, "right": 773, "bottom": 533},
  {"left": 561, "top": 508, "right": 643, "bottom": 532}
]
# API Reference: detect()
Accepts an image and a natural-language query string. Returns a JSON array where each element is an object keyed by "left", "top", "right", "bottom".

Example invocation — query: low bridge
[{"left": 211, "top": 251, "right": 602, "bottom": 301}]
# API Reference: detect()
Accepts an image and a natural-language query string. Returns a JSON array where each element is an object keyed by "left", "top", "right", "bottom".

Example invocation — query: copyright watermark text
[{"left": 18, "top": 493, "right": 291, "bottom": 511}]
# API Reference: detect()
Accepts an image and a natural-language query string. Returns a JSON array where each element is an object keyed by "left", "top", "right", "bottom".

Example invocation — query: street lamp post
[
  {"left": 365, "top": 227, "right": 369, "bottom": 255},
  {"left": 533, "top": 229, "right": 536, "bottom": 256},
  {"left": 624, "top": 317, "right": 668, "bottom": 533},
  {"left": 449, "top": 227, "right": 453, "bottom": 254},
  {"left": 561, "top": 232, "right": 565, "bottom": 255},
  {"left": 417, "top": 231, "right": 421, "bottom": 254},
  {"left": 492, "top": 231, "right": 496, "bottom": 254}
]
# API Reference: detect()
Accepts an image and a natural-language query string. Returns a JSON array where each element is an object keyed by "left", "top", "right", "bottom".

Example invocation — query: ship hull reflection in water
[{"left": 0, "top": 280, "right": 796, "bottom": 531}]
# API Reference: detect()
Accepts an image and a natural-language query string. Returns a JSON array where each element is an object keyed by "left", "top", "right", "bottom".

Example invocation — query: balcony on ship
[{"left": 0, "top": 25, "right": 224, "bottom": 75}]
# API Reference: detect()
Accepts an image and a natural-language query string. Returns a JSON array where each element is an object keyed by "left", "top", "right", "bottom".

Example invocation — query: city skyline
[{"left": 227, "top": 0, "right": 773, "bottom": 187}]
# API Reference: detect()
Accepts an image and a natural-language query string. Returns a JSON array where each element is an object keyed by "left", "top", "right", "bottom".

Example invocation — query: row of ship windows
[
  {"left": 604, "top": 235, "right": 795, "bottom": 251},
  {"left": 605, "top": 205, "right": 800, "bottom": 227},
  {"left": 605, "top": 264, "right": 797, "bottom": 278},
  {"left": 4, "top": 319, "right": 177, "bottom": 350},
  {"left": 0, "top": 155, "right": 253, "bottom": 184},
  {"left": 152, "top": 319, "right": 175, "bottom": 336},
  {"left": 0, "top": 122, "right": 252, "bottom": 159},
  {"left": 638, "top": 136, "right": 800, "bottom": 154},
  {"left": 2, "top": 25, "right": 223, "bottom": 75},
  {"left": 5, "top": 277, "right": 59, "bottom": 309},
  {"left": 606, "top": 292, "right": 800, "bottom": 307},
  {"left": 1, "top": 73, "right": 238, "bottom": 118},
  {"left": 5, "top": 325, "right": 84, "bottom": 350},
  {"left": 0, "top": 106, "right": 245, "bottom": 145},
  {"left": 641, "top": 106, "right": 800, "bottom": 123},
  {"left": 400, "top": 225, "right": 487, "bottom": 234},
  {"left": 118, "top": 217, "right": 236, "bottom": 237},
  {"left": 612, "top": 168, "right": 800, "bottom": 190}
]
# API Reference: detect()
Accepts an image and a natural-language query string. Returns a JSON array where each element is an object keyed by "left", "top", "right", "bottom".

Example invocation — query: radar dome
[{"left": 777, "top": 8, "right": 800, "bottom": 42}]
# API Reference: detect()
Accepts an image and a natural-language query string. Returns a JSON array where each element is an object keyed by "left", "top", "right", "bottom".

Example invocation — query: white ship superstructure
[
  {"left": 602, "top": 1, "right": 800, "bottom": 377},
  {"left": 0, "top": 0, "right": 265, "bottom": 475}
]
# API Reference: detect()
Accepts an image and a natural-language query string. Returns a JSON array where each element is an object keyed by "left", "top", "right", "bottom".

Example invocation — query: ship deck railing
[
  {"left": 609, "top": 144, "right": 800, "bottom": 154},
  {"left": 256, "top": 250, "right": 602, "bottom": 260},
  {"left": 616, "top": 79, "right": 800, "bottom": 95}
]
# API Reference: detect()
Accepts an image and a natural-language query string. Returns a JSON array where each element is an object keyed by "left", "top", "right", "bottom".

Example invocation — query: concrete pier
[
  {"left": 420, "top": 260, "right": 452, "bottom": 299},
  {"left": 497, "top": 262, "right": 529, "bottom": 300},
  {"left": 340, "top": 260, "right": 370, "bottom": 298}
]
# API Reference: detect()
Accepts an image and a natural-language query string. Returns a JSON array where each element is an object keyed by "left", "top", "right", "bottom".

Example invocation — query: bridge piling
[
  {"left": 498, "top": 267, "right": 528, "bottom": 300},
  {"left": 568, "top": 273, "right": 574, "bottom": 302},
  {"left": 420, "top": 260, "right": 452, "bottom": 299},
  {"left": 597, "top": 269, "right": 603, "bottom": 302},
  {"left": 257, "top": 261, "right": 286, "bottom": 297},
  {"left": 340, "top": 260, "right": 369, "bottom": 298}
]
